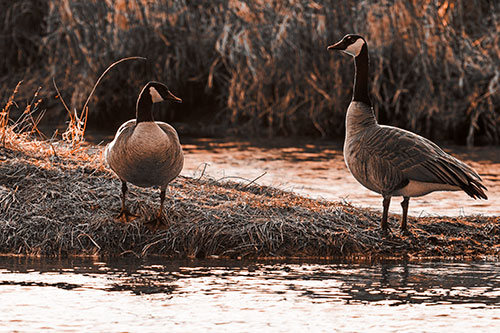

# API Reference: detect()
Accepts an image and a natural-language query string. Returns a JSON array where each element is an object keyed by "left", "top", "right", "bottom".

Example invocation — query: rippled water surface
[
  {"left": 85, "top": 133, "right": 499, "bottom": 216},
  {"left": 180, "top": 139, "right": 499, "bottom": 216},
  {"left": 1, "top": 257, "right": 500, "bottom": 332}
]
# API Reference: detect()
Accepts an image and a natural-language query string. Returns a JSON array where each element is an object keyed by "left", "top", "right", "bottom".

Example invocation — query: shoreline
[
  {"left": 179, "top": 137, "right": 499, "bottom": 217},
  {"left": 0, "top": 135, "right": 498, "bottom": 259}
]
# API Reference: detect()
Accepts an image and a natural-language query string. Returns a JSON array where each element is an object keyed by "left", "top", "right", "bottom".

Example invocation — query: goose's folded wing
[
  {"left": 156, "top": 121, "right": 181, "bottom": 140},
  {"left": 105, "top": 119, "right": 136, "bottom": 163},
  {"left": 364, "top": 125, "right": 487, "bottom": 199},
  {"left": 155, "top": 121, "right": 184, "bottom": 175},
  {"left": 115, "top": 119, "right": 136, "bottom": 137}
]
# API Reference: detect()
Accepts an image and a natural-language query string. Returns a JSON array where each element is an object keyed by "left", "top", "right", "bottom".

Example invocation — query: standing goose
[
  {"left": 327, "top": 34, "right": 487, "bottom": 234},
  {"left": 105, "top": 81, "right": 183, "bottom": 225}
]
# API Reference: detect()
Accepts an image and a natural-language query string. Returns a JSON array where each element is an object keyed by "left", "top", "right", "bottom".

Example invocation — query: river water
[
  {"left": 180, "top": 138, "right": 499, "bottom": 216},
  {"left": 84, "top": 133, "right": 498, "bottom": 216},
  {"left": 1, "top": 257, "right": 499, "bottom": 332},
  {"left": 8, "top": 137, "right": 493, "bottom": 331}
]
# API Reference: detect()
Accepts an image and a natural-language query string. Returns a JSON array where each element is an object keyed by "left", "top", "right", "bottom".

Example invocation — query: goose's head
[
  {"left": 142, "top": 81, "right": 182, "bottom": 104},
  {"left": 327, "top": 34, "right": 366, "bottom": 57},
  {"left": 136, "top": 81, "right": 182, "bottom": 123}
]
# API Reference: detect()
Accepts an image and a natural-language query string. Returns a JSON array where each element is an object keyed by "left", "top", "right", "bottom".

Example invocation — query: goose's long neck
[
  {"left": 352, "top": 45, "right": 371, "bottom": 106},
  {"left": 346, "top": 44, "right": 377, "bottom": 135},
  {"left": 136, "top": 92, "right": 154, "bottom": 123}
]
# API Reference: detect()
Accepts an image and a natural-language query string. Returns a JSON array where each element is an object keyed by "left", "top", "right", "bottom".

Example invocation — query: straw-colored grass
[
  {"left": 1, "top": 0, "right": 499, "bottom": 145},
  {"left": 0, "top": 88, "right": 498, "bottom": 259},
  {"left": 1, "top": 136, "right": 498, "bottom": 259}
]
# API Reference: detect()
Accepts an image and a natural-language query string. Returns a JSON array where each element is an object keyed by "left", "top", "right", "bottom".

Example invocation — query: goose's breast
[
  {"left": 107, "top": 122, "right": 182, "bottom": 187},
  {"left": 344, "top": 137, "right": 386, "bottom": 195},
  {"left": 128, "top": 123, "right": 169, "bottom": 154},
  {"left": 344, "top": 128, "right": 410, "bottom": 196}
]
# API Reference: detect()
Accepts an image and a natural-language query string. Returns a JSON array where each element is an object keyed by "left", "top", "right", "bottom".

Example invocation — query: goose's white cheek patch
[
  {"left": 343, "top": 38, "right": 365, "bottom": 57},
  {"left": 150, "top": 87, "right": 164, "bottom": 103}
]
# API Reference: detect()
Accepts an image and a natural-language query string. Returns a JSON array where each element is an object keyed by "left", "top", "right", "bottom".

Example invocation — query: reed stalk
[{"left": 0, "top": 0, "right": 498, "bottom": 145}]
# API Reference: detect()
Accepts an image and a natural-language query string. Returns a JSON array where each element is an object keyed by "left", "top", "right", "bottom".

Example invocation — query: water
[
  {"left": 84, "top": 133, "right": 499, "bottom": 216},
  {"left": 180, "top": 138, "right": 499, "bottom": 216},
  {"left": 1, "top": 257, "right": 500, "bottom": 332}
]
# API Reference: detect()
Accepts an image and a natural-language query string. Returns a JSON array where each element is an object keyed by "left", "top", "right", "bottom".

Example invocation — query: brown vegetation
[
  {"left": 0, "top": 91, "right": 498, "bottom": 259},
  {"left": 1, "top": 0, "right": 499, "bottom": 144}
]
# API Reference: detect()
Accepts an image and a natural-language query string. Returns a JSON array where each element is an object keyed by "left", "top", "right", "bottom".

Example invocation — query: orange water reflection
[
  {"left": 1, "top": 257, "right": 500, "bottom": 331},
  {"left": 181, "top": 138, "right": 499, "bottom": 216}
]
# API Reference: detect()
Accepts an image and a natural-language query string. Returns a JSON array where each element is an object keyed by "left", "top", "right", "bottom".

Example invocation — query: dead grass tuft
[
  {"left": 0, "top": 79, "right": 498, "bottom": 259},
  {"left": 0, "top": 127, "right": 498, "bottom": 258}
]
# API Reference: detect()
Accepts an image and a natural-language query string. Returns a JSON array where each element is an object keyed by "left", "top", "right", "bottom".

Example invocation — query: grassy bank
[
  {"left": 1, "top": 0, "right": 499, "bottom": 145},
  {"left": 0, "top": 124, "right": 498, "bottom": 259}
]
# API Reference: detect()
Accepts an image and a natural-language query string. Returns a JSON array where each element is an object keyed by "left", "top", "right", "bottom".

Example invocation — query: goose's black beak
[
  {"left": 167, "top": 91, "right": 182, "bottom": 103},
  {"left": 327, "top": 40, "right": 345, "bottom": 51}
]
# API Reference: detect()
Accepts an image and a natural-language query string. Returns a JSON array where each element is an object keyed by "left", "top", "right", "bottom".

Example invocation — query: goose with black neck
[
  {"left": 105, "top": 81, "right": 184, "bottom": 229},
  {"left": 328, "top": 34, "right": 487, "bottom": 235}
]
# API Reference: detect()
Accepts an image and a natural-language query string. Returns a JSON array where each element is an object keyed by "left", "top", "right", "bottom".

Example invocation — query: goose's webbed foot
[
  {"left": 144, "top": 210, "right": 170, "bottom": 231},
  {"left": 381, "top": 225, "right": 394, "bottom": 238},
  {"left": 116, "top": 208, "right": 138, "bottom": 223}
]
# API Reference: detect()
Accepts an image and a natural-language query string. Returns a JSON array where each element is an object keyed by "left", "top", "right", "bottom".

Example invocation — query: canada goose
[
  {"left": 105, "top": 81, "right": 183, "bottom": 226},
  {"left": 327, "top": 34, "right": 487, "bottom": 234}
]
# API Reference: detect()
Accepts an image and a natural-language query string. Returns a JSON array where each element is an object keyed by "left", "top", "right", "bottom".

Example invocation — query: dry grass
[
  {"left": 0, "top": 33, "right": 498, "bottom": 259},
  {"left": 0, "top": 93, "right": 498, "bottom": 259},
  {"left": 1, "top": 0, "right": 499, "bottom": 144}
]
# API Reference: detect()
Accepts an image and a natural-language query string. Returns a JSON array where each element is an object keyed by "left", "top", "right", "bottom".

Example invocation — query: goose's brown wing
[
  {"left": 363, "top": 125, "right": 487, "bottom": 199},
  {"left": 105, "top": 119, "right": 136, "bottom": 165}
]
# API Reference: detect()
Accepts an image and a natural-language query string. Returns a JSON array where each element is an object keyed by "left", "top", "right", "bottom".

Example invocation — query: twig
[
  {"left": 142, "top": 238, "right": 166, "bottom": 256},
  {"left": 52, "top": 78, "right": 72, "bottom": 116},
  {"left": 243, "top": 171, "right": 267, "bottom": 188},
  {"left": 81, "top": 56, "right": 147, "bottom": 117},
  {"left": 196, "top": 162, "right": 209, "bottom": 180},
  {"left": 49, "top": 141, "right": 60, "bottom": 162},
  {"left": 77, "top": 233, "right": 101, "bottom": 250},
  {"left": 54, "top": 57, "right": 147, "bottom": 146}
]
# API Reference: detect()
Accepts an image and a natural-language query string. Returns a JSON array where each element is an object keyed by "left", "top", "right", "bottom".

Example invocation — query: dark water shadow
[{"left": 1, "top": 257, "right": 500, "bottom": 307}]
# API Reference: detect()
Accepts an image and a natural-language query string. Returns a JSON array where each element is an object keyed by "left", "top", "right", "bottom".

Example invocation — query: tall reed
[
  {"left": 0, "top": 81, "right": 44, "bottom": 147},
  {"left": 0, "top": 0, "right": 498, "bottom": 145}
]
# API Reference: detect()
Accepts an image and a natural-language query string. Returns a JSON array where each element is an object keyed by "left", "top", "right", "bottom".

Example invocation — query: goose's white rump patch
[
  {"left": 394, "top": 179, "right": 460, "bottom": 197},
  {"left": 344, "top": 38, "right": 365, "bottom": 57},
  {"left": 150, "top": 87, "right": 164, "bottom": 103}
]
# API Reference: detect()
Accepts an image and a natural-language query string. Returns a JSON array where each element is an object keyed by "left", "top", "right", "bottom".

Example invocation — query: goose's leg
[
  {"left": 117, "top": 181, "right": 138, "bottom": 222},
  {"left": 158, "top": 186, "right": 167, "bottom": 219},
  {"left": 145, "top": 186, "right": 169, "bottom": 231},
  {"left": 400, "top": 196, "right": 410, "bottom": 234},
  {"left": 121, "top": 181, "right": 127, "bottom": 210},
  {"left": 381, "top": 196, "right": 391, "bottom": 233}
]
